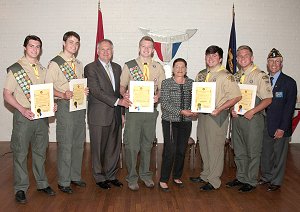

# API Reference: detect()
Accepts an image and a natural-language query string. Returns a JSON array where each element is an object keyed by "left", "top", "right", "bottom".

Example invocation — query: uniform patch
[
  {"left": 267, "top": 88, "right": 272, "bottom": 93},
  {"left": 226, "top": 75, "right": 235, "bottom": 82},
  {"left": 249, "top": 80, "right": 253, "bottom": 83},
  {"left": 262, "top": 76, "right": 269, "bottom": 80},
  {"left": 275, "top": 92, "right": 283, "bottom": 98}
]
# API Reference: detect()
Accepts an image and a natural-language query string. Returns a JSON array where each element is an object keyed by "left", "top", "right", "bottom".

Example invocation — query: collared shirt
[
  {"left": 45, "top": 51, "right": 84, "bottom": 94},
  {"left": 98, "top": 59, "right": 119, "bottom": 106},
  {"left": 270, "top": 71, "right": 281, "bottom": 89},
  {"left": 120, "top": 56, "right": 166, "bottom": 92},
  {"left": 99, "top": 59, "right": 116, "bottom": 91},
  {"left": 195, "top": 66, "right": 241, "bottom": 108},
  {"left": 4, "top": 57, "right": 46, "bottom": 108},
  {"left": 235, "top": 64, "right": 273, "bottom": 100}
]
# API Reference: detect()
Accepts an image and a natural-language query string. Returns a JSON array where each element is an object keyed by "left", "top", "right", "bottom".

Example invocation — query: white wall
[{"left": 0, "top": 0, "right": 299, "bottom": 143}]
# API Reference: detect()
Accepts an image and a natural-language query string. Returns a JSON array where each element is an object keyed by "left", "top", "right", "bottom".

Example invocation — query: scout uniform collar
[
  {"left": 51, "top": 52, "right": 78, "bottom": 82},
  {"left": 205, "top": 65, "right": 225, "bottom": 82}
]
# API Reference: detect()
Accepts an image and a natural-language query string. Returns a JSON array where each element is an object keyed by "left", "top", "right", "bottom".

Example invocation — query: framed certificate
[
  {"left": 191, "top": 82, "right": 216, "bottom": 113},
  {"left": 129, "top": 81, "right": 154, "bottom": 112},
  {"left": 69, "top": 78, "right": 87, "bottom": 112},
  {"left": 30, "top": 83, "right": 54, "bottom": 119},
  {"left": 234, "top": 84, "right": 257, "bottom": 115}
]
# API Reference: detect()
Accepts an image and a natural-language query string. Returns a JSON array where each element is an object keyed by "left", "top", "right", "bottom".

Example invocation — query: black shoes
[
  {"left": 58, "top": 184, "right": 73, "bottom": 194},
  {"left": 96, "top": 181, "right": 111, "bottom": 190},
  {"left": 15, "top": 190, "right": 27, "bottom": 204},
  {"left": 238, "top": 183, "right": 255, "bottom": 192},
  {"left": 226, "top": 179, "right": 244, "bottom": 188},
  {"left": 189, "top": 176, "right": 205, "bottom": 183},
  {"left": 71, "top": 180, "right": 87, "bottom": 187},
  {"left": 267, "top": 184, "right": 280, "bottom": 192},
  {"left": 258, "top": 179, "right": 269, "bottom": 185},
  {"left": 37, "top": 186, "right": 56, "bottom": 196},
  {"left": 109, "top": 179, "right": 123, "bottom": 187},
  {"left": 200, "top": 183, "right": 215, "bottom": 191}
]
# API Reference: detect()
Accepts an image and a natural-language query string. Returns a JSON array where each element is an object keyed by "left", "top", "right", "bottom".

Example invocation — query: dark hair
[
  {"left": 23, "top": 35, "right": 42, "bottom": 48},
  {"left": 205, "top": 45, "right": 223, "bottom": 59},
  {"left": 237, "top": 45, "right": 253, "bottom": 56},
  {"left": 98, "top": 39, "right": 114, "bottom": 48},
  {"left": 63, "top": 31, "right": 80, "bottom": 42},
  {"left": 173, "top": 58, "right": 187, "bottom": 67}
]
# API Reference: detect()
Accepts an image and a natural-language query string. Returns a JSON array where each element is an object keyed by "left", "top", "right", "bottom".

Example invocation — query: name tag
[{"left": 275, "top": 92, "right": 283, "bottom": 98}]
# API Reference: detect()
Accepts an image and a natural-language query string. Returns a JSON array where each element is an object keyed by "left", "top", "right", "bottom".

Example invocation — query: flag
[
  {"left": 154, "top": 42, "right": 182, "bottom": 63},
  {"left": 94, "top": 0, "right": 104, "bottom": 60},
  {"left": 226, "top": 5, "right": 237, "bottom": 74}
]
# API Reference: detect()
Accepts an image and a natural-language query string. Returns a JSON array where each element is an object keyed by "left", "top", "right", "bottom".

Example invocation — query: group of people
[{"left": 3, "top": 32, "right": 297, "bottom": 205}]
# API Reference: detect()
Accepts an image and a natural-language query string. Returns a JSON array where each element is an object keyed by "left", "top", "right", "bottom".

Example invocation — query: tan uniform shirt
[
  {"left": 45, "top": 51, "right": 84, "bottom": 95},
  {"left": 195, "top": 65, "right": 241, "bottom": 108},
  {"left": 120, "top": 57, "right": 166, "bottom": 93},
  {"left": 4, "top": 56, "right": 46, "bottom": 108},
  {"left": 236, "top": 64, "right": 273, "bottom": 100}
]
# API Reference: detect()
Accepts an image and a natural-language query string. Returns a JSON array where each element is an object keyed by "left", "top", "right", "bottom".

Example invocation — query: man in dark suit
[
  {"left": 84, "top": 39, "right": 131, "bottom": 189},
  {"left": 259, "top": 48, "right": 297, "bottom": 191}
]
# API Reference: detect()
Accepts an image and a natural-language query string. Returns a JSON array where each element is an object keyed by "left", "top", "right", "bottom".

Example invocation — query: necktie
[
  {"left": 143, "top": 63, "right": 149, "bottom": 81},
  {"left": 68, "top": 59, "right": 76, "bottom": 75},
  {"left": 270, "top": 76, "right": 274, "bottom": 86},
  {"left": 31, "top": 64, "right": 39, "bottom": 79},
  {"left": 105, "top": 64, "right": 112, "bottom": 82},
  {"left": 240, "top": 73, "right": 245, "bottom": 84},
  {"left": 205, "top": 72, "right": 210, "bottom": 82}
]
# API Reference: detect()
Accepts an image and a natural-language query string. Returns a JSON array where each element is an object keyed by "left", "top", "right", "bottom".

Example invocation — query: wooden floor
[{"left": 0, "top": 142, "right": 300, "bottom": 212}]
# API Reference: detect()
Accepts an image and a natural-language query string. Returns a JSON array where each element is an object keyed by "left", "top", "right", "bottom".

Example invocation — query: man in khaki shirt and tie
[
  {"left": 190, "top": 45, "right": 241, "bottom": 191},
  {"left": 3, "top": 35, "right": 56, "bottom": 203},
  {"left": 120, "top": 36, "right": 165, "bottom": 191},
  {"left": 46, "top": 31, "right": 88, "bottom": 194},
  {"left": 226, "top": 45, "right": 273, "bottom": 192}
]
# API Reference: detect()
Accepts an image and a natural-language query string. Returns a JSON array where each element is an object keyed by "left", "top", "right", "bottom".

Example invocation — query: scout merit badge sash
[
  {"left": 51, "top": 56, "right": 77, "bottom": 82},
  {"left": 7, "top": 63, "right": 32, "bottom": 101},
  {"left": 125, "top": 59, "right": 145, "bottom": 81}
]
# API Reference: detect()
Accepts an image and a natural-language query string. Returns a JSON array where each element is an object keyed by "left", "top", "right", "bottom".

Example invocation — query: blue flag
[{"left": 226, "top": 6, "right": 237, "bottom": 74}]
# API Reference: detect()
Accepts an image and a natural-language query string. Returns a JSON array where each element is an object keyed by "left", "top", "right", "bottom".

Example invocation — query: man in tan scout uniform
[
  {"left": 190, "top": 45, "right": 241, "bottom": 191},
  {"left": 3, "top": 35, "right": 56, "bottom": 204},
  {"left": 226, "top": 45, "right": 273, "bottom": 192},
  {"left": 46, "top": 31, "right": 88, "bottom": 194},
  {"left": 120, "top": 36, "right": 165, "bottom": 191}
]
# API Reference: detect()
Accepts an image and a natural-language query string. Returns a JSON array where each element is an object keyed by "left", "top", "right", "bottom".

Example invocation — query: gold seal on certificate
[
  {"left": 30, "top": 83, "right": 54, "bottom": 119},
  {"left": 192, "top": 82, "right": 216, "bottom": 113},
  {"left": 129, "top": 81, "right": 154, "bottom": 112},
  {"left": 234, "top": 84, "right": 257, "bottom": 115},
  {"left": 69, "top": 78, "right": 87, "bottom": 112}
]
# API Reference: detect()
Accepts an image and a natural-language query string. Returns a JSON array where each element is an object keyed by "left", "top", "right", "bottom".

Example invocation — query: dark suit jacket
[
  {"left": 266, "top": 72, "right": 297, "bottom": 137},
  {"left": 84, "top": 60, "right": 122, "bottom": 126}
]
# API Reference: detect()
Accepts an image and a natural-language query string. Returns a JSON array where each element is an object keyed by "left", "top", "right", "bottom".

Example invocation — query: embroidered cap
[{"left": 267, "top": 48, "right": 283, "bottom": 59}]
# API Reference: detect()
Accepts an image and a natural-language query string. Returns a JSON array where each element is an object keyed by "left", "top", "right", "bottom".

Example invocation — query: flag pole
[{"left": 94, "top": 0, "right": 104, "bottom": 60}]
